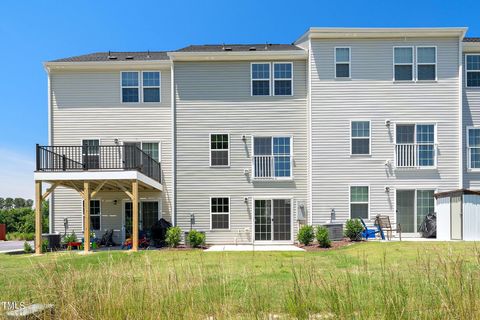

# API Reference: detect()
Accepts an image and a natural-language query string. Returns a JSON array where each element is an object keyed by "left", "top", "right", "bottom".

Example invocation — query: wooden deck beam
[
  {"left": 34, "top": 181, "right": 42, "bottom": 255},
  {"left": 132, "top": 180, "right": 139, "bottom": 252},
  {"left": 83, "top": 181, "right": 90, "bottom": 253}
]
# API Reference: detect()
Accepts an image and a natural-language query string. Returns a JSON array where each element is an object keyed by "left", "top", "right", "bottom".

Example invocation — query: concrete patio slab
[{"left": 205, "top": 244, "right": 305, "bottom": 252}]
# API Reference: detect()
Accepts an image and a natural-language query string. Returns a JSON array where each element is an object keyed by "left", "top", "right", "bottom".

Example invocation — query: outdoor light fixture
[
  {"left": 384, "top": 186, "right": 391, "bottom": 193},
  {"left": 113, "top": 200, "right": 118, "bottom": 205},
  {"left": 330, "top": 208, "right": 336, "bottom": 221},
  {"left": 385, "top": 119, "right": 391, "bottom": 127},
  {"left": 243, "top": 196, "right": 249, "bottom": 203},
  {"left": 241, "top": 134, "right": 247, "bottom": 142}
]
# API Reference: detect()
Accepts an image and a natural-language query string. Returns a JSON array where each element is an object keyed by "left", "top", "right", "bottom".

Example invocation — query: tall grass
[{"left": 2, "top": 245, "right": 480, "bottom": 319}]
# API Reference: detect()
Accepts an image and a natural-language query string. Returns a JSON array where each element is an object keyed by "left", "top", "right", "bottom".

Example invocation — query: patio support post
[
  {"left": 84, "top": 181, "right": 91, "bottom": 253},
  {"left": 132, "top": 180, "right": 139, "bottom": 251},
  {"left": 35, "top": 180, "right": 42, "bottom": 255}
]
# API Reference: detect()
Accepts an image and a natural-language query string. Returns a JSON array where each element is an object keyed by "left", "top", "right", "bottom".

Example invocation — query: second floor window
[
  {"left": 394, "top": 47, "right": 414, "bottom": 81},
  {"left": 142, "top": 142, "right": 159, "bottom": 161},
  {"left": 210, "top": 134, "right": 229, "bottom": 166},
  {"left": 468, "top": 128, "right": 480, "bottom": 169},
  {"left": 417, "top": 47, "right": 436, "bottom": 81},
  {"left": 351, "top": 121, "right": 370, "bottom": 155},
  {"left": 253, "top": 136, "right": 292, "bottom": 179},
  {"left": 466, "top": 55, "right": 480, "bottom": 87},
  {"left": 395, "top": 124, "right": 436, "bottom": 168},
  {"left": 142, "top": 72, "right": 161, "bottom": 102},
  {"left": 251, "top": 63, "right": 270, "bottom": 96},
  {"left": 335, "top": 47, "right": 351, "bottom": 78},
  {"left": 121, "top": 72, "right": 139, "bottom": 102},
  {"left": 273, "top": 63, "right": 292, "bottom": 96}
]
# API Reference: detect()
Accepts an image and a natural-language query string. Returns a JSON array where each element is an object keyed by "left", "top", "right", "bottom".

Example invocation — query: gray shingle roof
[
  {"left": 175, "top": 44, "right": 303, "bottom": 52},
  {"left": 50, "top": 51, "right": 169, "bottom": 62},
  {"left": 464, "top": 37, "right": 480, "bottom": 42}
]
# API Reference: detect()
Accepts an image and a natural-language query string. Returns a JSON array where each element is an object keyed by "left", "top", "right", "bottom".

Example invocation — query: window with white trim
[
  {"left": 335, "top": 47, "right": 350, "bottom": 78},
  {"left": 142, "top": 72, "right": 161, "bottom": 102},
  {"left": 417, "top": 47, "right": 436, "bottom": 81},
  {"left": 251, "top": 63, "right": 270, "bottom": 96},
  {"left": 253, "top": 136, "right": 292, "bottom": 179},
  {"left": 211, "top": 197, "right": 229, "bottom": 229},
  {"left": 210, "top": 134, "right": 229, "bottom": 166},
  {"left": 394, "top": 47, "right": 413, "bottom": 81},
  {"left": 82, "top": 139, "right": 100, "bottom": 169},
  {"left": 121, "top": 72, "right": 139, "bottom": 102},
  {"left": 466, "top": 55, "right": 480, "bottom": 87},
  {"left": 350, "top": 186, "right": 369, "bottom": 219},
  {"left": 273, "top": 63, "right": 292, "bottom": 96},
  {"left": 83, "top": 199, "right": 101, "bottom": 231},
  {"left": 395, "top": 124, "right": 436, "bottom": 168},
  {"left": 351, "top": 121, "right": 370, "bottom": 155},
  {"left": 468, "top": 127, "right": 480, "bottom": 169},
  {"left": 142, "top": 142, "right": 159, "bottom": 162}
]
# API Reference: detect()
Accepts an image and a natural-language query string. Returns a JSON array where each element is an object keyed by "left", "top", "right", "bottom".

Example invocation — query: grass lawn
[{"left": 1, "top": 242, "right": 479, "bottom": 319}]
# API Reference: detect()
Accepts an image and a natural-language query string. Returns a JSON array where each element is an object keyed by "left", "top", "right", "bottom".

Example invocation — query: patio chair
[
  {"left": 360, "top": 218, "right": 381, "bottom": 240},
  {"left": 375, "top": 215, "right": 401, "bottom": 241}
]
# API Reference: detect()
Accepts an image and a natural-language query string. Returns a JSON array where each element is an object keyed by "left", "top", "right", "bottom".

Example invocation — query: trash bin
[
  {"left": 41, "top": 233, "right": 61, "bottom": 251},
  {"left": 0, "top": 224, "right": 6, "bottom": 240}
]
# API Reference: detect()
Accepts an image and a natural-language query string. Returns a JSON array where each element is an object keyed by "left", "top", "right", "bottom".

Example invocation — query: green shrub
[
  {"left": 6, "top": 232, "right": 34, "bottom": 241},
  {"left": 297, "top": 225, "right": 315, "bottom": 245},
  {"left": 41, "top": 239, "right": 49, "bottom": 253},
  {"left": 345, "top": 219, "right": 364, "bottom": 241},
  {"left": 316, "top": 226, "right": 331, "bottom": 248},
  {"left": 165, "top": 226, "right": 182, "bottom": 247},
  {"left": 62, "top": 231, "right": 78, "bottom": 244},
  {"left": 23, "top": 241, "right": 33, "bottom": 253},
  {"left": 187, "top": 230, "right": 205, "bottom": 248}
]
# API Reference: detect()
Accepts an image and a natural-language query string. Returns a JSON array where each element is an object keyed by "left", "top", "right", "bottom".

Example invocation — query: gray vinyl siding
[
  {"left": 50, "top": 68, "right": 172, "bottom": 240},
  {"left": 463, "top": 51, "right": 480, "bottom": 189},
  {"left": 174, "top": 60, "right": 308, "bottom": 244},
  {"left": 309, "top": 38, "right": 461, "bottom": 226}
]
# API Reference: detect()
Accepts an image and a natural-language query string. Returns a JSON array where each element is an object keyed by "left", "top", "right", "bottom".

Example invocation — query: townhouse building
[{"left": 33, "top": 27, "right": 480, "bottom": 253}]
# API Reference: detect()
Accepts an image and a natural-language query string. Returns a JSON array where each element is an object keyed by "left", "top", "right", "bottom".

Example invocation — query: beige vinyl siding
[
  {"left": 50, "top": 68, "right": 172, "bottom": 240},
  {"left": 309, "top": 38, "right": 461, "bottom": 225},
  {"left": 174, "top": 60, "right": 308, "bottom": 244},
  {"left": 463, "top": 51, "right": 480, "bottom": 189}
]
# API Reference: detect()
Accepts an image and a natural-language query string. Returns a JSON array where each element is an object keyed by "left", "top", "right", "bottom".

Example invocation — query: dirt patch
[{"left": 297, "top": 238, "right": 357, "bottom": 251}]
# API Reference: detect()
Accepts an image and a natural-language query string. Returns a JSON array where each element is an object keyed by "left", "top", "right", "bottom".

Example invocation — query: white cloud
[{"left": 0, "top": 148, "right": 35, "bottom": 199}]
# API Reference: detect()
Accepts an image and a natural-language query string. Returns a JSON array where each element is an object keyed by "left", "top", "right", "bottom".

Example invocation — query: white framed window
[
  {"left": 210, "top": 197, "right": 230, "bottom": 230},
  {"left": 394, "top": 47, "right": 414, "bottom": 81},
  {"left": 395, "top": 123, "right": 436, "bottom": 168},
  {"left": 83, "top": 199, "right": 101, "bottom": 231},
  {"left": 467, "top": 127, "right": 480, "bottom": 169},
  {"left": 351, "top": 121, "right": 370, "bottom": 155},
  {"left": 273, "top": 62, "right": 293, "bottom": 96},
  {"left": 335, "top": 47, "right": 351, "bottom": 78},
  {"left": 252, "top": 136, "right": 292, "bottom": 179},
  {"left": 251, "top": 63, "right": 271, "bottom": 96},
  {"left": 210, "top": 134, "right": 229, "bottom": 166},
  {"left": 142, "top": 71, "right": 161, "bottom": 103},
  {"left": 121, "top": 72, "right": 140, "bottom": 102},
  {"left": 350, "top": 186, "right": 369, "bottom": 219},
  {"left": 466, "top": 54, "right": 480, "bottom": 88},
  {"left": 416, "top": 47, "right": 437, "bottom": 81}
]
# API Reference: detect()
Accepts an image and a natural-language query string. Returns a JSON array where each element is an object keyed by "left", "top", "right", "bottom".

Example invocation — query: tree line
[
  {"left": 0, "top": 197, "right": 48, "bottom": 234},
  {"left": 0, "top": 197, "right": 34, "bottom": 210}
]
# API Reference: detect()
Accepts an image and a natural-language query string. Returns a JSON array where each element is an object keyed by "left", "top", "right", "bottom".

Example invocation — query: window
[
  {"left": 394, "top": 47, "right": 414, "bottom": 81},
  {"left": 351, "top": 121, "right": 370, "bottom": 155},
  {"left": 251, "top": 63, "right": 270, "bottom": 96},
  {"left": 82, "top": 139, "right": 100, "bottom": 169},
  {"left": 335, "top": 47, "right": 351, "bottom": 78},
  {"left": 210, "top": 134, "right": 229, "bottom": 166},
  {"left": 468, "top": 127, "right": 480, "bottom": 169},
  {"left": 395, "top": 124, "right": 435, "bottom": 168},
  {"left": 142, "top": 142, "right": 159, "bottom": 162},
  {"left": 142, "top": 72, "right": 161, "bottom": 102},
  {"left": 211, "top": 197, "right": 229, "bottom": 229},
  {"left": 121, "top": 72, "right": 139, "bottom": 102},
  {"left": 350, "top": 186, "right": 369, "bottom": 219},
  {"left": 253, "top": 136, "right": 292, "bottom": 179},
  {"left": 273, "top": 63, "right": 292, "bottom": 96},
  {"left": 83, "top": 199, "right": 101, "bottom": 231},
  {"left": 466, "top": 55, "right": 480, "bottom": 87},
  {"left": 417, "top": 47, "right": 436, "bottom": 81}
]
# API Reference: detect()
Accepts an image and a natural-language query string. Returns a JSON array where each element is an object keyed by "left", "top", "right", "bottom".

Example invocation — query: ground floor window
[
  {"left": 210, "top": 197, "right": 229, "bottom": 229},
  {"left": 83, "top": 199, "right": 101, "bottom": 231},
  {"left": 396, "top": 189, "right": 435, "bottom": 233},
  {"left": 350, "top": 186, "right": 369, "bottom": 219}
]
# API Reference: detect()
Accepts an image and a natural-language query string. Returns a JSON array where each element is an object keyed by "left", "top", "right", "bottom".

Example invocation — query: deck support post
[
  {"left": 83, "top": 181, "right": 90, "bottom": 253},
  {"left": 132, "top": 180, "right": 139, "bottom": 252},
  {"left": 35, "top": 181, "right": 42, "bottom": 254}
]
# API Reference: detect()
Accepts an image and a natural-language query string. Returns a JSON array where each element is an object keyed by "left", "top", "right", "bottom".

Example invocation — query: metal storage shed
[{"left": 435, "top": 189, "right": 480, "bottom": 241}]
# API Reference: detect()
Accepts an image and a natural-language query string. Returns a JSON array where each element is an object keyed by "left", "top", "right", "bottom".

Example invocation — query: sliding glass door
[
  {"left": 396, "top": 189, "right": 435, "bottom": 234},
  {"left": 254, "top": 199, "right": 292, "bottom": 242}
]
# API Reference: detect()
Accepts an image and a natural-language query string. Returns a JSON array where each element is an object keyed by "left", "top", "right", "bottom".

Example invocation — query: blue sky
[{"left": 0, "top": 0, "right": 478, "bottom": 199}]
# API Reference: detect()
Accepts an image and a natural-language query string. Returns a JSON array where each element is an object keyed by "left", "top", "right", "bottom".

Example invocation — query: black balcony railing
[{"left": 36, "top": 144, "right": 162, "bottom": 182}]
